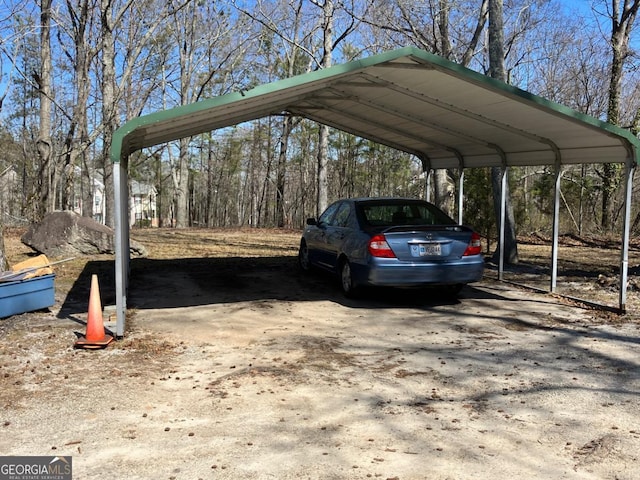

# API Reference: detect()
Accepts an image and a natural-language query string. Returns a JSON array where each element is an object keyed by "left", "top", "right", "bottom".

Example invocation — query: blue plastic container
[{"left": 0, "top": 274, "right": 56, "bottom": 318}]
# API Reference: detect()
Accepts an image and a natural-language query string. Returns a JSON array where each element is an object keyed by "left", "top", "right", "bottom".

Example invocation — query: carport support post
[
  {"left": 550, "top": 166, "right": 562, "bottom": 293},
  {"left": 454, "top": 153, "right": 465, "bottom": 224},
  {"left": 458, "top": 168, "right": 464, "bottom": 224},
  {"left": 619, "top": 160, "right": 635, "bottom": 311},
  {"left": 114, "top": 159, "right": 129, "bottom": 338},
  {"left": 498, "top": 166, "right": 507, "bottom": 281}
]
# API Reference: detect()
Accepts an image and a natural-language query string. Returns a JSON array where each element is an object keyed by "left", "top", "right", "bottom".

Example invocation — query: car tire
[
  {"left": 298, "top": 241, "right": 312, "bottom": 272},
  {"left": 339, "top": 259, "right": 358, "bottom": 297}
]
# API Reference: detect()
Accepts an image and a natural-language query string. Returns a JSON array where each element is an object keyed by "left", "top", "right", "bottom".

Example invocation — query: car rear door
[
  {"left": 324, "top": 201, "right": 352, "bottom": 269},
  {"left": 307, "top": 201, "right": 341, "bottom": 269}
]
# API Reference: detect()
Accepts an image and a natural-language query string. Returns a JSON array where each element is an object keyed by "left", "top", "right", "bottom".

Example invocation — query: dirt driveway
[{"left": 1, "top": 230, "right": 639, "bottom": 479}]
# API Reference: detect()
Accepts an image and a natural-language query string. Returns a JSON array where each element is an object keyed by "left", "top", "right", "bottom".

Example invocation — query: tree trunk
[
  {"left": 317, "top": 124, "right": 329, "bottom": 216},
  {"left": 602, "top": 0, "right": 640, "bottom": 230},
  {"left": 429, "top": 0, "right": 488, "bottom": 216},
  {"left": 432, "top": 0, "right": 454, "bottom": 214},
  {"left": 65, "top": 0, "right": 93, "bottom": 218},
  {"left": 434, "top": 169, "right": 454, "bottom": 217},
  {"left": 100, "top": 0, "right": 117, "bottom": 228},
  {"left": 316, "top": 0, "right": 334, "bottom": 217},
  {"left": 155, "top": 154, "right": 164, "bottom": 227},
  {"left": 174, "top": 137, "right": 190, "bottom": 228},
  {"left": 276, "top": 116, "right": 293, "bottom": 227},
  {"left": 488, "top": 0, "right": 518, "bottom": 264},
  {"left": 35, "top": 0, "right": 53, "bottom": 221},
  {"left": 206, "top": 144, "right": 214, "bottom": 227}
]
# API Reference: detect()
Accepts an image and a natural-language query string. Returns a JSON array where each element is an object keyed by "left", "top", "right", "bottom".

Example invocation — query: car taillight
[
  {"left": 463, "top": 232, "right": 482, "bottom": 256},
  {"left": 368, "top": 234, "right": 396, "bottom": 258}
]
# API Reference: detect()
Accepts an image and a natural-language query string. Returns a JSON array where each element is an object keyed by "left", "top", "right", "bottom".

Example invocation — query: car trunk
[{"left": 381, "top": 226, "right": 472, "bottom": 262}]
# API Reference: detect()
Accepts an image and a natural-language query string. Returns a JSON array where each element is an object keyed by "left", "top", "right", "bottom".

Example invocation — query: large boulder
[{"left": 21, "top": 211, "right": 147, "bottom": 258}]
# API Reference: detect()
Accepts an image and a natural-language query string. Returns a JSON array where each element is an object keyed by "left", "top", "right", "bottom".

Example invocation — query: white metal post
[
  {"left": 551, "top": 167, "right": 562, "bottom": 293},
  {"left": 619, "top": 161, "right": 635, "bottom": 311},
  {"left": 458, "top": 168, "right": 464, "bottom": 224},
  {"left": 498, "top": 166, "right": 507, "bottom": 281},
  {"left": 114, "top": 161, "right": 129, "bottom": 337}
]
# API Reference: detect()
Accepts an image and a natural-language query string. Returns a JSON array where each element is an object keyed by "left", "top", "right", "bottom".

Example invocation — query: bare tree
[
  {"left": 34, "top": 0, "right": 53, "bottom": 221},
  {"left": 59, "top": 0, "right": 97, "bottom": 216},
  {"left": 164, "top": 1, "right": 244, "bottom": 228},
  {"left": 0, "top": 0, "right": 26, "bottom": 269},
  {"left": 314, "top": 0, "right": 334, "bottom": 216},
  {"left": 98, "top": 0, "right": 119, "bottom": 227},
  {"left": 235, "top": 0, "right": 312, "bottom": 227},
  {"left": 431, "top": 0, "right": 454, "bottom": 215},
  {"left": 311, "top": 0, "right": 363, "bottom": 215},
  {"left": 362, "top": 0, "right": 489, "bottom": 215},
  {"left": 237, "top": 0, "right": 362, "bottom": 218},
  {"left": 274, "top": 2, "right": 307, "bottom": 228},
  {"left": 488, "top": 0, "right": 518, "bottom": 264},
  {"left": 601, "top": 0, "right": 640, "bottom": 230},
  {"left": 97, "top": 0, "right": 197, "bottom": 227}
]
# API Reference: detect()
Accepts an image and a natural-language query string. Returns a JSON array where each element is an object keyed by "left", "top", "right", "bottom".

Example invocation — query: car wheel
[
  {"left": 298, "top": 241, "right": 311, "bottom": 272},
  {"left": 339, "top": 259, "right": 358, "bottom": 297}
]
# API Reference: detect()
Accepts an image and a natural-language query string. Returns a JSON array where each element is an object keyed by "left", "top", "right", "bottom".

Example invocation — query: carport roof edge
[{"left": 110, "top": 46, "right": 640, "bottom": 169}]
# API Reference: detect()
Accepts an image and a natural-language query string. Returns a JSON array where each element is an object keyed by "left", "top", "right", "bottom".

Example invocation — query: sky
[
  {"left": 562, "top": 0, "right": 595, "bottom": 12},
  {"left": 560, "top": 0, "right": 601, "bottom": 25},
  {"left": 560, "top": 0, "right": 640, "bottom": 49}
]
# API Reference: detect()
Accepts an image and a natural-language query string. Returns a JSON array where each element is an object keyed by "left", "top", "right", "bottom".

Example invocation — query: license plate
[{"left": 410, "top": 243, "right": 441, "bottom": 257}]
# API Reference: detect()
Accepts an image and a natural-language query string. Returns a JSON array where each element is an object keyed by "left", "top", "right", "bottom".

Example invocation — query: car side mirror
[{"left": 306, "top": 218, "right": 318, "bottom": 226}]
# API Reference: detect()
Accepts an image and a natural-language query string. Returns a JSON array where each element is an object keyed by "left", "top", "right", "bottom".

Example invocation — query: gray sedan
[{"left": 298, "top": 197, "right": 485, "bottom": 296}]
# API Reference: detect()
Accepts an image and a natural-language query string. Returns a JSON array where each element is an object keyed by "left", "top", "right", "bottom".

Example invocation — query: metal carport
[{"left": 110, "top": 46, "right": 640, "bottom": 337}]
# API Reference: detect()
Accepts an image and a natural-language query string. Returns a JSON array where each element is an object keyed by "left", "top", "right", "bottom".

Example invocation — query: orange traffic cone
[{"left": 74, "top": 274, "right": 114, "bottom": 349}]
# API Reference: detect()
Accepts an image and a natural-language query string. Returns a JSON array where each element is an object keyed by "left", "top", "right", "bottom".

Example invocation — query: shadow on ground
[
  {"left": 58, "top": 256, "right": 515, "bottom": 317},
  {"left": 57, "top": 258, "right": 115, "bottom": 318}
]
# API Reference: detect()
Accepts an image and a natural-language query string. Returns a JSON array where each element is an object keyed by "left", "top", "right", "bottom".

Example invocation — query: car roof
[{"left": 347, "top": 197, "right": 430, "bottom": 204}]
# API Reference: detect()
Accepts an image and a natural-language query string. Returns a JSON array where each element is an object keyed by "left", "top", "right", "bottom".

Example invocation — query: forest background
[{"left": 0, "top": 0, "right": 639, "bottom": 269}]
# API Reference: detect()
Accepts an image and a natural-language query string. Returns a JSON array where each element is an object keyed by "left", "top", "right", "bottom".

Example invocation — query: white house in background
[
  {"left": 129, "top": 179, "right": 158, "bottom": 227},
  {"left": 68, "top": 168, "right": 105, "bottom": 223},
  {"left": 0, "top": 166, "right": 18, "bottom": 220},
  {"left": 71, "top": 173, "right": 157, "bottom": 228},
  {"left": 91, "top": 177, "right": 106, "bottom": 224}
]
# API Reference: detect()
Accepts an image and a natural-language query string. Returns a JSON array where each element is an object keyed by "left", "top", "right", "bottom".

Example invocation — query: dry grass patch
[
  {"left": 3, "top": 226, "right": 639, "bottom": 318},
  {"left": 131, "top": 228, "right": 301, "bottom": 259}
]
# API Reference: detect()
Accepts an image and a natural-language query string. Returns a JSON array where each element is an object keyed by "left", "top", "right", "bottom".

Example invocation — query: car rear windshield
[{"left": 359, "top": 202, "right": 456, "bottom": 227}]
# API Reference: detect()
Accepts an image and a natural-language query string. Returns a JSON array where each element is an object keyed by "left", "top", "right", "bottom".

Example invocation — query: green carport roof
[
  {"left": 111, "top": 47, "right": 640, "bottom": 338},
  {"left": 112, "top": 46, "right": 640, "bottom": 169}
]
